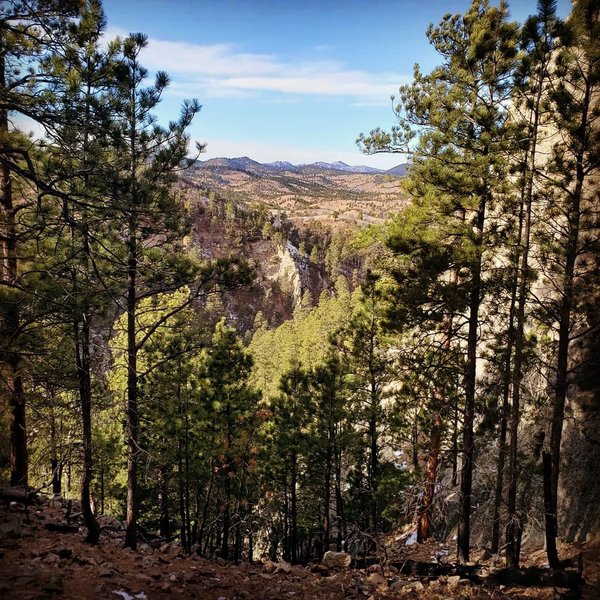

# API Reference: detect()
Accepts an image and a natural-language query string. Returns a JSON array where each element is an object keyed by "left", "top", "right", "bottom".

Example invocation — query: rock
[
  {"left": 389, "top": 579, "right": 410, "bottom": 590},
  {"left": 274, "top": 560, "right": 292, "bottom": 574},
  {"left": 262, "top": 559, "right": 276, "bottom": 573},
  {"left": 41, "top": 574, "right": 63, "bottom": 593},
  {"left": 322, "top": 551, "right": 352, "bottom": 569},
  {"left": 366, "top": 572, "right": 388, "bottom": 588},
  {"left": 58, "top": 547, "right": 73, "bottom": 559},
  {"left": 183, "top": 571, "right": 196, "bottom": 583},
  {"left": 400, "top": 581, "right": 425, "bottom": 594},
  {"left": 96, "top": 515, "right": 125, "bottom": 531},
  {"left": 98, "top": 562, "right": 117, "bottom": 577},
  {"left": 141, "top": 556, "right": 158, "bottom": 569},
  {"left": 447, "top": 575, "right": 461, "bottom": 586},
  {"left": 0, "top": 515, "right": 22, "bottom": 539},
  {"left": 43, "top": 552, "right": 60, "bottom": 565}
]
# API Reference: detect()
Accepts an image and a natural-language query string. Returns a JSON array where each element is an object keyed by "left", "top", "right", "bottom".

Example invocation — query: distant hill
[
  {"left": 193, "top": 157, "right": 396, "bottom": 176},
  {"left": 386, "top": 163, "right": 408, "bottom": 176},
  {"left": 186, "top": 156, "right": 408, "bottom": 233}
]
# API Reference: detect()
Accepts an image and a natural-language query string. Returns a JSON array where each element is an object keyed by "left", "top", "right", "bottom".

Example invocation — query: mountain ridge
[{"left": 193, "top": 156, "right": 406, "bottom": 176}]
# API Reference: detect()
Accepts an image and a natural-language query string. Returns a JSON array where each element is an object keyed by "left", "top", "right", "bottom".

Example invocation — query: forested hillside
[{"left": 1, "top": 0, "right": 599, "bottom": 599}]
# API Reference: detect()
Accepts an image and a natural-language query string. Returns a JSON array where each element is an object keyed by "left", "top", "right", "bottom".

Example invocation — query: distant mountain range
[{"left": 193, "top": 156, "right": 407, "bottom": 176}]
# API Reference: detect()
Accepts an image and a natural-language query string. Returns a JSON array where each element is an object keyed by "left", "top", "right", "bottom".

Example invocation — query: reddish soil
[{"left": 0, "top": 498, "right": 598, "bottom": 599}]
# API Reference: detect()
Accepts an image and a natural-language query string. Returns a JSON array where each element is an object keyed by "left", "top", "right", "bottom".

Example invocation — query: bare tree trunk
[
  {"left": 125, "top": 218, "right": 138, "bottom": 550},
  {"left": 75, "top": 314, "right": 100, "bottom": 544},
  {"left": 1, "top": 52, "right": 28, "bottom": 487},
  {"left": 458, "top": 196, "right": 486, "bottom": 563},
  {"left": 543, "top": 51, "right": 592, "bottom": 570},
  {"left": 418, "top": 412, "right": 442, "bottom": 542},
  {"left": 290, "top": 453, "right": 298, "bottom": 563},
  {"left": 159, "top": 466, "right": 171, "bottom": 540}
]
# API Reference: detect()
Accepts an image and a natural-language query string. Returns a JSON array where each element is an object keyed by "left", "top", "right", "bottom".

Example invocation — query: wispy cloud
[{"left": 106, "top": 30, "right": 405, "bottom": 102}]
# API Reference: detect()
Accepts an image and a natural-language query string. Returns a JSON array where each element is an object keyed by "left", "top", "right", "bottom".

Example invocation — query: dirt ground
[{"left": 0, "top": 496, "right": 598, "bottom": 600}]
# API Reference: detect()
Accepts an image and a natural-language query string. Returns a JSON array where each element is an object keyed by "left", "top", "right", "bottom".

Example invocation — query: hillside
[
  {"left": 0, "top": 495, "right": 597, "bottom": 599},
  {"left": 185, "top": 157, "right": 409, "bottom": 232}
]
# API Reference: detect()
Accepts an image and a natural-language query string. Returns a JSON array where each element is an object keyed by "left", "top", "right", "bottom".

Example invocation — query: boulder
[
  {"left": 366, "top": 572, "right": 387, "bottom": 588},
  {"left": 322, "top": 551, "right": 352, "bottom": 569}
]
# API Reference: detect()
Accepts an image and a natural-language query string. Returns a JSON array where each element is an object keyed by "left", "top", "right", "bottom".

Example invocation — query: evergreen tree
[
  {"left": 0, "top": 0, "right": 80, "bottom": 487},
  {"left": 359, "top": 0, "right": 520, "bottom": 560},
  {"left": 534, "top": 0, "right": 600, "bottom": 568}
]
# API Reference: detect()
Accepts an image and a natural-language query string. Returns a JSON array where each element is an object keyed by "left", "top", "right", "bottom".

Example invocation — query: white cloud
[
  {"left": 142, "top": 39, "right": 282, "bottom": 78},
  {"left": 115, "top": 31, "right": 406, "bottom": 102}
]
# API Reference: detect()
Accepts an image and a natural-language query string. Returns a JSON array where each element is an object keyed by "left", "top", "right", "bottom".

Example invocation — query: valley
[{"left": 185, "top": 157, "right": 409, "bottom": 231}]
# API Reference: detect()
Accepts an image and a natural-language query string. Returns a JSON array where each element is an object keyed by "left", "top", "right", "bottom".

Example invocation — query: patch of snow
[
  {"left": 405, "top": 531, "right": 418, "bottom": 546},
  {"left": 113, "top": 592, "right": 147, "bottom": 600}
]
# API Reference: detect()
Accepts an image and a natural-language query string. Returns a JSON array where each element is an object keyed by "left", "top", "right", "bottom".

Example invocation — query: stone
[
  {"left": 0, "top": 516, "right": 22, "bottom": 539},
  {"left": 262, "top": 560, "right": 276, "bottom": 573},
  {"left": 43, "top": 552, "right": 60, "bottom": 566},
  {"left": 58, "top": 547, "right": 73, "bottom": 559},
  {"left": 366, "top": 572, "right": 388, "bottom": 588},
  {"left": 141, "top": 556, "right": 158, "bottom": 569},
  {"left": 41, "top": 574, "right": 64, "bottom": 593},
  {"left": 322, "top": 551, "right": 352, "bottom": 569},
  {"left": 98, "top": 562, "right": 117, "bottom": 577},
  {"left": 389, "top": 579, "right": 410, "bottom": 590},
  {"left": 401, "top": 581, "right": 425, "bottom": 594},
  {"left": 274, "top": 560, "right": 292, "bottom": 574},
  {"left": 447, "top": 575, "right": 461, "bottom": 586}
]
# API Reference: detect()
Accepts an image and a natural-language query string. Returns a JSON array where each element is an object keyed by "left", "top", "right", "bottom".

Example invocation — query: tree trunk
[
  {"left": 290, "top": 453, "right": 298, "bottom": 563},
  {"left": 50, "top": 404, "right": 61, "bottom": 496},
  {"left": 159, "top": 466, "right": 171, "bottom": 540},
  {"left": 491, "top": 223, "right": 520, "bottom": 555},
  {"left": 125, "top": 218, "right": 138, "bottom": 550},
  {"left": 1, "top": 51, "right": 28, "bottom": 486},
  {"left": 543, "top": 52, "right": 591, "bottom": 570},
  {"left": 221, "top": 469, "right": 231, "bottom": 559},
  {"left": 75, "top": 314, "right": 100, "bottom": 544},
  {"left": 418, "top": 412, "right": 442, "bottom": 542},
  {"left": 458, "top": 196, "right": 486, "bottom": 563},
  {"left": 178, "top": 438, "right": 188, "bottom": 550},
  {"left": 369, "top": 386, "right": 378, "bottom": 532}
]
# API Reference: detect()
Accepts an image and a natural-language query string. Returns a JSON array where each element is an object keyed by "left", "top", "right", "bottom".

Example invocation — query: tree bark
[
  {"left": 543, "top": 49, "right": 592, "bottom": 571},
  {"left": 418, "top": 412, "right": 442, "bottom": 542},
  {"left": 458, "top": 196, "right": 486, "bottom": 563},
  {"left": 75, "top": 314, "right": 100, "bottom": 544},
  {"left": 125, "top": 216, "right": 138, "bottom": 550},
  {"left": 1, "top": 49, "right": 28, "bottom": 488}
]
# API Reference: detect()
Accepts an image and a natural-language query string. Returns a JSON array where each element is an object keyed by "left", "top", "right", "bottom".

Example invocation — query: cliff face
[{"left": 186, "top": 188, "right": 327, "bottom": 330}]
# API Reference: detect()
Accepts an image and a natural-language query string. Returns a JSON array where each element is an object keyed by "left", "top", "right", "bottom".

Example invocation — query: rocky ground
[{"left": 0, "top": 494, "right": 598, "bottom": 599}]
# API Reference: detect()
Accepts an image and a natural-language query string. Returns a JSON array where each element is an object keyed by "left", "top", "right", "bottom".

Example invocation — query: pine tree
[
  {"left": 0, "top": 0, "right": 80, "bottom": 487},
  {"left": 359, "top": 0, "right": 520, "bottom": 560},
  {"left": 108, "top": 32, "right": 202, "bottom": 549},
  {"left": 535, "top": 0, "right": 600, "bottom": 568},
  {"left": 503, "top": 0, "right": 561, "bottom": 567}
]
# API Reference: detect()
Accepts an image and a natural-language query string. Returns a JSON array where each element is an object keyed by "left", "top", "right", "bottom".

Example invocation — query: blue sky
[{"left": 101, "top": 0, "right": 573, "bottom": 169}]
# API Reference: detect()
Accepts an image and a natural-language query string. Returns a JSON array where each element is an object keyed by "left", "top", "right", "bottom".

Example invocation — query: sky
[{"left": 95, "top": 0, "right": 573, "bottom": 169}]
